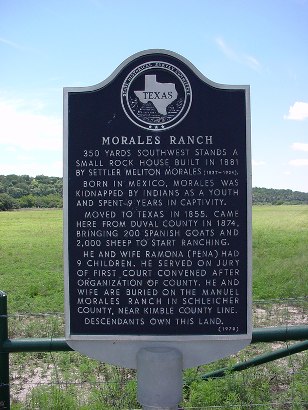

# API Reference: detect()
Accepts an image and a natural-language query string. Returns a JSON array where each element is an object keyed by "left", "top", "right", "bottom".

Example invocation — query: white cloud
[
  {"left": 216, "top": 37, "right": 237, "bottom": 60},
  {"left": 284, "top": 102, "right": 308, "bottom": 120},
  {"left": 0, "top": 160, "right": 62, "bottom": 177},
  {"left": 252, "top": 159, "right": 265, "bottom": 167},
  {"left": 215, "top": 37, "right": 261, "bottom": 71},
  {"left": 244, "top": 55, "right": 261, "bottom": 71},
  {"left": 0, "top": 97, "right": 62, "bottom": 151},
  {"left": 0, "top": 37, "right": 25, "bottom": 51},
  {"left": 0, "top": 37, "right": 42, "bottom": 55},
  {"left": 4, "top": 146, "right": 18, "bottom": 153},
  {"left": 292, "top": 142, "right": 308, "bottom": 152},
  {"left": 289, "top": 159, "right": 308, "bottom": 166}
]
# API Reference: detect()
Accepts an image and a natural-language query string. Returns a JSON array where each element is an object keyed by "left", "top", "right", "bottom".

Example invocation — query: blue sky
[{"left": 1, "top": 0, "right": 308, "bottom": 192}]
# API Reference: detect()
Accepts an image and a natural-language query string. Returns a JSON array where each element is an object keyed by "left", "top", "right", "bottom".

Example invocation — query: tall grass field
[{"left": 0, "top": 206, "right": 307, "bottom": 312}]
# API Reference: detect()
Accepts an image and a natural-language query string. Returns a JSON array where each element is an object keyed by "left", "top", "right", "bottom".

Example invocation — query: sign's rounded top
[{"left": 64, "top": 49, "right": 249, "bottom": 96}]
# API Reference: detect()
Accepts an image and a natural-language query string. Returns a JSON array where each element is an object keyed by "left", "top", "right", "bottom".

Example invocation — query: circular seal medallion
[{"left": 121, "top": 61, "right": 192, "bottom": 131}]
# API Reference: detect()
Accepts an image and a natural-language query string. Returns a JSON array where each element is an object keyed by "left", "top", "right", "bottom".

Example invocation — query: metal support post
[
  {"left": 0, "top": 291, "right": 10, "bottom": 409},
  {"left": 137, "top": 347, "right": 183, "bottom": 410}
]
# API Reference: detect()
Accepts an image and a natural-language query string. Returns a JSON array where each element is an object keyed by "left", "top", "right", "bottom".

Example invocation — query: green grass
[
  {"left": 0, "top": 205, "right": 307, "bottom": 313},
  {"left": 0, "top": 209, "right": 63, "bottom": 313},
  {"left": 252, "top": 205, "right": 308, "bottom": 299}
]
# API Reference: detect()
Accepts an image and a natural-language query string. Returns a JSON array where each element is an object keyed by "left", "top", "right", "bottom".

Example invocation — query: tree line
[
  {"left": 0, "top": 175, "right": 62, "bottom": 210},
  {"left": 252, "top": 187, "right": 308, "bottom": 205},
  {"left": 0, "top": 174, "right": 307, "bottom": 211}
]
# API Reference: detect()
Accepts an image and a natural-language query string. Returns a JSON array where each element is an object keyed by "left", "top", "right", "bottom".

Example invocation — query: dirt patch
[{"left": 11, "top": 365, "right": 53, "bottom": 403}]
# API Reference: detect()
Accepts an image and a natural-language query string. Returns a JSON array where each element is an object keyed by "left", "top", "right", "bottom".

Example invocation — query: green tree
[
  {"left": 0, "top": 193, "right": 15, "bottom": 211},
  {"left": 18, "top": 195, "right": 36, "bottom": 208}
]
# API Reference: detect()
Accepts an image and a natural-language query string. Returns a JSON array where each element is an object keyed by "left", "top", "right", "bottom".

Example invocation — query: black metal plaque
[{"left": 64, "top": 50, "right": 251, "bottom": 340}]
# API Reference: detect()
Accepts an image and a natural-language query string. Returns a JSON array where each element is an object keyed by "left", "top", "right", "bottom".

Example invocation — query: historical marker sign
[{"left": 64, "top": 50, "right": 252, "bottom": 368}]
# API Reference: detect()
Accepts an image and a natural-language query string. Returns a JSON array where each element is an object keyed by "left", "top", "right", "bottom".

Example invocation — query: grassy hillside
[{"left": 0, "top": 206, "right": 307, "bottom": 313}]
